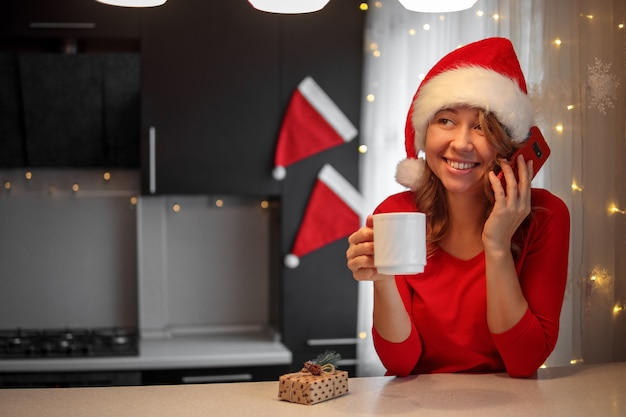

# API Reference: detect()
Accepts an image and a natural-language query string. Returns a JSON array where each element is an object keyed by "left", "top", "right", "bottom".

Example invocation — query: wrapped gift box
[{"left": 278, "top": 370, "right": 349, "bottom": 405}]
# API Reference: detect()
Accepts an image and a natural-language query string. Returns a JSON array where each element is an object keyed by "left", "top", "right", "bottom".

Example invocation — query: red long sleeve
[{"left": 371, "top": 189, "right": 570, "bottom": 377}]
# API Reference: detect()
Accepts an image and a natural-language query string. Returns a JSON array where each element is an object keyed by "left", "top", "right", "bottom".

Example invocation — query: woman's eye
[{"left": 438, "top": 118, "right": 454, "bottom": 126}]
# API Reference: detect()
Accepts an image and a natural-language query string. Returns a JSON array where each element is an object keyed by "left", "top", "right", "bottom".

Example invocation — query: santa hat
[
  {"left": 284, "top": 164, "right": 363, "bottom": 268},
  {"left": 396, "top": 37, "right": 534, "bottom": 191},
  {"left": 273, "top": 76, "right": 358, "bottom": 180}
]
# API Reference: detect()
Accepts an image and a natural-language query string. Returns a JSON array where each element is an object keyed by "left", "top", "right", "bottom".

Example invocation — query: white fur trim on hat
[{"left": 412, "top": 66, "right": 534, "bottom": 154}]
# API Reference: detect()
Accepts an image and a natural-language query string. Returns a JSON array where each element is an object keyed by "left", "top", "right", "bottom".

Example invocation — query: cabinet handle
[
  {"left": 306, "top": 338, "right": 357, "bottom": 346},
  {"left": 29, "top": 22, "right": 96, "bottom": 29},
  {"left": 181, "top": 374, "right": 253, "bottom": 384},
  {"left": 149, "top": 126, "right": 156, "bottom": 194}
]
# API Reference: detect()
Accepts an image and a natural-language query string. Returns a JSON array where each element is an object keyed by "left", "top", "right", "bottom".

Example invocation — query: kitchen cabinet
[
  {"left": 141, "top": 0, "right": 364, "bottom": 374},
  {"left": 140, "top": 1, "right": 363, "bottom": 196},
  {"left": 140, "top": 1, "right": 282, "bottom": 195},
  {"left": 2, "top": 0, "right": 140, "bottom": 40}
]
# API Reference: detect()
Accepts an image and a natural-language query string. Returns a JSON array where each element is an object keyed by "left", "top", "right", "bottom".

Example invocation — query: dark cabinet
[
  {"left": 3, "top": 0, "right": 140, "bottom": 40},
  {"left": 140, "top": 1, "right": 282, "bottom": 195},
  {"left": 140, "top": 1, "right": 364, "bottom": 370}
]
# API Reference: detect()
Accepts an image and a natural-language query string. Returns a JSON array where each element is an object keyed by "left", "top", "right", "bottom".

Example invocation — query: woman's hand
[
  {"left": 346, "top": 215, "right": 392, "bottom": 281},
  {"left": 483, "top": 154, "right": 533, "bottom": 252}
]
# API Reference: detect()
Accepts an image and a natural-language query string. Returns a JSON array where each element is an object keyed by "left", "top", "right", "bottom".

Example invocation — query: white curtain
[{"left": 356, "top": 0, "right": 625, "bottom": 376}]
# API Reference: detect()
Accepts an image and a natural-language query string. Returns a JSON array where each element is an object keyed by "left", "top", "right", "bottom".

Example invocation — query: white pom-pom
[
  {"left": 273, "top": 166, "right": 286, "bottom": 180},
  {"left": 395, "top": 158, "right": 426, "bottom": 191},
  {"left": 284, "top": 254, "right": 300, "bottom": 269}
]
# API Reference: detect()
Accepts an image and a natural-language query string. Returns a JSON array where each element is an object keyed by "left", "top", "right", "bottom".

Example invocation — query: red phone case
[{"left": 497, "top": 126, "right": 550, "bottom": 188}]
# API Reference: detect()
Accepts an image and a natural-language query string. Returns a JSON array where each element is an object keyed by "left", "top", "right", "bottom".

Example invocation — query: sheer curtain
[{"left": 356, "top": 0, "right": 625, "bottom": 376}]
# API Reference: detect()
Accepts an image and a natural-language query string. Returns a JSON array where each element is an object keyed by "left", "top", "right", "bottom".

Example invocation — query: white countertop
[
  {"left": 0, "top": 332, "right": 291, "bottom": 372},
  {"left": 1, "top": 362, "right": 625, "bottom": 417}
]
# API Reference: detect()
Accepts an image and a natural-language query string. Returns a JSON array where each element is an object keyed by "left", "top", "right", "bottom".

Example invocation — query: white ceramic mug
[{"left": 373, "top": 212, "right": 426, "bottom": 275}]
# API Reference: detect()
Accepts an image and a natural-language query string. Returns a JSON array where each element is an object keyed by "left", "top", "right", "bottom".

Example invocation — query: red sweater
[{"left": 372, "top": 189, "right": 570, "bottom": 378}]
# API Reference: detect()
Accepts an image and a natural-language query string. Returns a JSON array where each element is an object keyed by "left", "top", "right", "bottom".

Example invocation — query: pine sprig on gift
[{"left": 312, "top": 350, "right": 342, "bottom": 369}]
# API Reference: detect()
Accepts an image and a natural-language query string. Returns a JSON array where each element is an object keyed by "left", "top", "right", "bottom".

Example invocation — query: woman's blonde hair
[{"left": 413, "top": 109, "right": 527, "bottom": 257}]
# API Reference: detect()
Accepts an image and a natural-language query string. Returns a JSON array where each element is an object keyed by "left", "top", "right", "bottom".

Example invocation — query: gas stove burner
[{"left": 0, "top": 327, "right": 139, "bottom": 359}]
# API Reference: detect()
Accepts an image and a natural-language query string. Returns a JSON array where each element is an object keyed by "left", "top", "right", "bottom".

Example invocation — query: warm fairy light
[
  {"left": 72, "top": 183, "right": 79, "bottom": 192},
  {"left": 609, "top": 205, "right": 625, "bottom": 215},
  {"left": 555, "top": 124, "right": 564, "bottom": 133},
  {"left": 103, "top": 172, "right": 111, "bottom": 181},
  {"left": 423, "top": 24, "right": 431, "bottom": 31},
  {"left": 374, "top": 1, "right": 382, "bottom": 8},
  {"left": 25, "top": 171, "right": 32, "bottom": 180},
  {"left": 260, "top": 200, "right": 269, "bottom": 209},
  {"left": 358, "top": 145, "right": 368, "bottom": 154},
  {"left": 554, "top": 38, "right": 562, "bottom": 46},
  {"left": 359, "top": 332, "right": 367, "bottom": 339},
  {"left": 539, "top": 363, "right": 547, "bottom": 369},
  {"left": 476, "top": 10, "right": 484, "bottom": 17},
  {"left": 570, "top": 358, "right": 584, "bottom": 365},
  {"left": 408, "top": 28, "right": 416, "bottom": 35},
  {"left": 4, "top": 181, "right": 10, "bottom": 190},
  {"left": 492, "top": 14, "right": 500, "bottom": 21},
  {"left": 215, "top": 199, "right": 224, "bottom": 208},
  {"left": 130, "top": 196, "right": 138, "bottom": 205},
  {"left": 613, "top": 303, "right": 625, "bottom": 315},
  {"left": 438, "top": 15, "right": 445, "bottom": 21},
  {"left": 567, "top": 104, "right": 575, "bottom": 110},
  {"left": 585, "top": 14, "right": 593, "bottom": 19},
  {"left": 172, "top": 203, "right": 181, "bottom": 213},
  {"left": 359, "top": 2, "right": 368, "bottom": 11},
  {"left": 619, "top": 23, "right": 624, "bottom": 29},
  {"left": 571, "top": 182, "right": 583, "bottom": 192},
  {"left": 373, "top": 50, "right": 381, "bottom": 58},
  {"left": 366, "top": 93, "right": 375, "bottom": 102}
]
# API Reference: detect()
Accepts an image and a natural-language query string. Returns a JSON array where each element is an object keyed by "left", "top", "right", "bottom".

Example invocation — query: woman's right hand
[{"left": 346, "top": 215, "right": 391, "bottom": 281}]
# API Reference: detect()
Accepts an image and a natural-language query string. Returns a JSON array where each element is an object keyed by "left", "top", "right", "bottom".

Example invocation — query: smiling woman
[{"left": 355, "top": 0, "right": 626, "bottom": 376}]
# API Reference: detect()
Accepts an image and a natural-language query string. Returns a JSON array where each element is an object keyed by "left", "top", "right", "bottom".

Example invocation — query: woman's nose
[{"left": 450, "top": 127, "right": 474, "bottom": 151}]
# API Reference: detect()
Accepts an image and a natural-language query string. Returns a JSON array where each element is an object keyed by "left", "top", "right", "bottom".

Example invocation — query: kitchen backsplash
[{"left": 0, "top": 169, "right": 277, "bottom": 334}]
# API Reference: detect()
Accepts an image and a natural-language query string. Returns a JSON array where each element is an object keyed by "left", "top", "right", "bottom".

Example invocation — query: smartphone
[{"left": 497, "top": 126, "right": 551, "bottom": 188}]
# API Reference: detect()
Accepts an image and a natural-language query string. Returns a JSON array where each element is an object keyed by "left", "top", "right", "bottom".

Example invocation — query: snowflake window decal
[{"left": 587, "top": 57, "right": 619, "bottom": 115}]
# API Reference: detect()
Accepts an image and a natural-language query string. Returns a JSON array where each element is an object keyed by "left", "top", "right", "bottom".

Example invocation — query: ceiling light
[
  {"left": 398, "top": 0, "right": 477, "bottom": 13},
  {"left": 96, "top": 0, "right": 167, "bottom": 7},
  {"left": 248, "top": 0, "right": 330, "bottom": 14}
]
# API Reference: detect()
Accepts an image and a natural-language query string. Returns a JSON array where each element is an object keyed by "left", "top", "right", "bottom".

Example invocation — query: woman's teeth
[{"left": 446, "top": 159, "right": 476, "bottom": 170}]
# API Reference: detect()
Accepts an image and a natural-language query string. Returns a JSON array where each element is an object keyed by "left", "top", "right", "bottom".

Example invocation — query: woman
[{"left": 346, "top": 38, "right": 570, "bottom": 378}]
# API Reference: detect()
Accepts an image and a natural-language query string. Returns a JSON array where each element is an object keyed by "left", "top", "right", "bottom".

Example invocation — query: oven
[{"left": 0, "top": 327, "right": 141, "bottom": 388}]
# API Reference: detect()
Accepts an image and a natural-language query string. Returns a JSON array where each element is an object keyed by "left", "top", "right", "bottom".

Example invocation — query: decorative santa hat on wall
[
  {"left": 396, "top": 37, "right": 534, "bottom": 191},
  {"left": 273, "top": 76, "right": 358, "bottom": 180},
  {"left": 284, "top": 164, "right": 363, "bottom": 268}
]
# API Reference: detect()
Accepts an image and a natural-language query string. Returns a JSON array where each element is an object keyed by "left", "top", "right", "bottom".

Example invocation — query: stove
[{"left": 0, "top": 328, "right": 139, "bottom": 359}]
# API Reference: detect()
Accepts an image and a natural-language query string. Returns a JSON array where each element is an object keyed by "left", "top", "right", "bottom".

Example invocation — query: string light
[
  {"left": 609, "top": 205, "right": 625, "bottom": 215},
  {"left": 359, "top": 2, "right": 368, "bottom": 11},
  {"left": 555, "top": 124, "right": 564, "bottom": 133},
  {"left": 172, "top": 203, "right": 181, "bottom": 213},
  {"left": 358, "top": 145, "right": 368, "bottom": 154},
  {"left": 571, "top": 182, "right": 583, "bottom": 192},
  {"left": 554, "top": 38, "right": 562, "bottom": 46}
]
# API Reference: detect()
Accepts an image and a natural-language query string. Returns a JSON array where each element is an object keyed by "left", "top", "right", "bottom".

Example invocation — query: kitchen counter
[
  {"left": 1, "top": 362, "right": 625, "bottom": 417},
  {"left": 0, "top": 331, "right": 291, "bottom": 373}
]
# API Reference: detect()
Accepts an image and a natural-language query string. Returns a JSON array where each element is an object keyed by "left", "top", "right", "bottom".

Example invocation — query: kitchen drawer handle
[
  {"left": 29, "top": 22, "right": 96, "bottom": 29},
  {"left": 149, "top": 126, "right": 156, "bottom": 194},
  {"left": 181, "top": 374, "right": 253, "bottom": 384},
  {"left": 306, "top": 338, "right": 357, "bottom": 346}
]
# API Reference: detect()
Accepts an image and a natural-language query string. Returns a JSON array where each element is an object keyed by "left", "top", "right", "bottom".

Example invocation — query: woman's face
[{"left": 424, "top": 106, "right": 496, "bottom": 195}]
